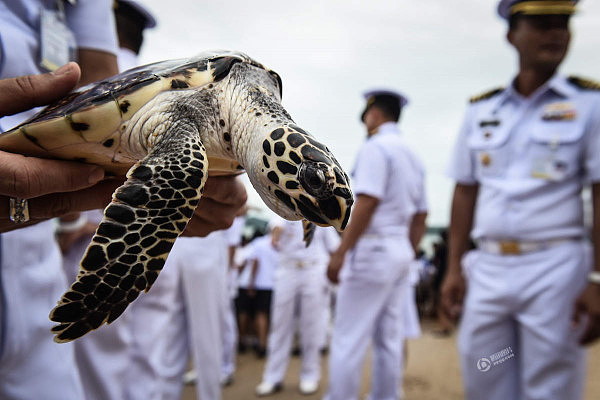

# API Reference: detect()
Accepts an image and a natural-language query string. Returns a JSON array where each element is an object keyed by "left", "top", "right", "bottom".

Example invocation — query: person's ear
[{"left": 506, "top": 29, "right": 515, "bottom": 46}]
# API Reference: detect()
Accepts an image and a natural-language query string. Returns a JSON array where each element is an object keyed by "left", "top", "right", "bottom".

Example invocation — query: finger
[
  {"left": 0, "top": 151, "right": 106, "bottom": 199},
  {"left": 202, "top": 175, "right": 248, "bottom": 206},
  {"left": 182, "top": 215, "right": 221, "bottom": 237},
  {"left": 441, "top": 291, "right": 458, "bottom": 323},
  {"left": 0, "top": 180, "right": 121, "bottom": 224},
  {"left": 182, "top": 196, "right": 245, "bottom": 237},
  {"left": 0, "top": 62, "right": 81, "bottom": 116}
]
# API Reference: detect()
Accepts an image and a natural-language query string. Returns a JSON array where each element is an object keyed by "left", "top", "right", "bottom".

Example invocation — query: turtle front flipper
[
  {"left": 50, "top": 130, "right": 208, "bottom": 343},
  {"left": 302, "top": 220, "right": 315, "bottom": 247}
]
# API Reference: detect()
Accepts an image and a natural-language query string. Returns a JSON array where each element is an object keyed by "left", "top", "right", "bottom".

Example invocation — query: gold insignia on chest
[
  {"left": 480, "top": 152, "right": 491, "bottom": 167},
  {"left": 542, "top": 102, "right": 577, "bottom": 122}
]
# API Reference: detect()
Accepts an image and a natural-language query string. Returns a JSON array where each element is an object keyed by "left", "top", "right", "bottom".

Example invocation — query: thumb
[{"left": 0, "top": 62, "right": 81, "bottom": 117}]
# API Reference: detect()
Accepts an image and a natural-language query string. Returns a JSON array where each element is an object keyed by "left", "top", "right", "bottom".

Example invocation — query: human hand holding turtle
[
  {"left": 0, "top": 63, "right": 117, "bottom": 232},
  {"left": 0, "top": 62, "right": 247, "bottom": 235}
]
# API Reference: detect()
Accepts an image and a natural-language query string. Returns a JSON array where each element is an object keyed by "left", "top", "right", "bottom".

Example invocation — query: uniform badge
[
  {"left": 542, "top": 102, "right": 577, "bottom": 121},
  {"left": 480, "top": 152, "right": 491, "bottom": 167},
  {"left": 532, "top": 157, "right": 568, "bottom": 181},
  {"left": 479, "top": 119, "right": 501, "bottom": 128}
]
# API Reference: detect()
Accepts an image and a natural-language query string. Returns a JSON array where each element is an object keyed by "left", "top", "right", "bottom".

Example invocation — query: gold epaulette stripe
[
  {"left": 510, "top": 1, "right": 577, "bottom": 16},
  {"left": 469, "top": 87, "right": 504, "bottom": 104},
  {"left": 568, "top": 76, "right": 600, "bottom": 91}
]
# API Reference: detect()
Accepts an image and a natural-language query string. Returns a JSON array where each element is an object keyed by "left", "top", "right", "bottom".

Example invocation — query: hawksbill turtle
[{"left": 0, "top": 50, "right": 353, "bottom": 342}]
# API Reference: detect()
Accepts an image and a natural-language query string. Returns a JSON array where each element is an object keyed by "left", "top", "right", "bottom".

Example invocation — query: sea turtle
[{"left": 0, "top": 50, "right": 353, "bottom": 342}]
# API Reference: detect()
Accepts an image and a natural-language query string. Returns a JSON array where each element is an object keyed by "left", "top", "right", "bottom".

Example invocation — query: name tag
[
  {"left": 531, "top": 155, "right": 568, "bottom": 181},
  {"left": 39, "top": 3, "right": 76, "bottom": 72}
]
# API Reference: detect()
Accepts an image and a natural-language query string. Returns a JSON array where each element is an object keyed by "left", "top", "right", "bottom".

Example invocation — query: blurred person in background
[
  {"left": 256, "top": 219, "right": 339, "bottom": 396},
  {"left": 242, "top": 225, "right": 278, "bottom": 360},
  {"left": 0, "top": 1, "right": 118, "bottom": 399},
  {"left": 220, "top": 211, "right": 247, "bottom": 386},
  {"left": 124, "top": 233, "right": 229, "bottom": 400},
  {"left": 325, "top": 89, "right": 427, "bottom": 400},
  {"left": 442, "top": 1, "right": 600, "bottom": 399}
]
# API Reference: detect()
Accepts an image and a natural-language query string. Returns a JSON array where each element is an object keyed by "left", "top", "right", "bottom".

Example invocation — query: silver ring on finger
[{"left": 9, "top": 197, "right": 30, "bottom": 224}]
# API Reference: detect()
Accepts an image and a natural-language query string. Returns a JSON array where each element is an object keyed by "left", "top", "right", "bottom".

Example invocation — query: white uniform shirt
[
  {"left": 448, "top": 75, "right": 600, "bottom": 241},
  {"left": 225, "top": 216, "right": 245, "bottom": 247},
  {"left": 0, "top": 0, "right": 118, "bottom": 130},
  {"left": 235, "top": 243, "right": 255, "bottom": 289},
  {"left": 352, "top": 122, "right": 428, "bottom": 236},
  {"left": 271, "top": 218, "right": 337, "bottom": 265},
  {"left": 246, "top": 235, "right": 278, "bottom": 290}
]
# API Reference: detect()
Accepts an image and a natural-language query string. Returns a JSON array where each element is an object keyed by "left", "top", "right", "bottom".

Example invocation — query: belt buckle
[{"left": 499, "top": 241, "right": 521, "bottom": 255}]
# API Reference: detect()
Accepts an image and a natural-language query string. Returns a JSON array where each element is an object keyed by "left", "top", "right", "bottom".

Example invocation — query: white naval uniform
[
  {"left": 0, "top": 2, "right": 117, "bottom": 399},
  {"left": 125, "top": 233, "right": 228, "bottom": 400},
  {"left": 448, "top": 75, "right": 600, "bottom": 400},
  {"left": 402, "top": 259, "right": 422, "bottom": 341},
  {"left": 221, "top": 216, "right": 245, "bottom": 381},
  {"left": 260, "top": 220, "right": 338, "bottom": 387},
  {"left": 246, "top": 235, "right": 278, "bottom": 292},
  {"left": 325, "top": 122, "right": 427, "bottom": 400}
]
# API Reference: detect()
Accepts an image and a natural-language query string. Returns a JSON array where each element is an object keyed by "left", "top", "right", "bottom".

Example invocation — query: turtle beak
[{"left": 297, "top": 161, "right": 353, "bottom": 231}]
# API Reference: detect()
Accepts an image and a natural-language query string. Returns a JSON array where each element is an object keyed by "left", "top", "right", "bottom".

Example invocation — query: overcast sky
[{"left": 138, "top": 0, "right": 600, "bottom": 226}]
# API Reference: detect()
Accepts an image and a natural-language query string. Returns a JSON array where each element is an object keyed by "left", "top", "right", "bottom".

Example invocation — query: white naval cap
[
  {"left": 497, "top": 0, "right": 579, "bottom": 20},
  {"left": 361, "top": 89, "right": 408, "bottom": 122}
]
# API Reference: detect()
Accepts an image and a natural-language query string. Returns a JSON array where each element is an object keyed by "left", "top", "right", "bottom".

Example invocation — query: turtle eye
[
  {"left": 299, "top": 162, "right": 332, "bottom": 199},
  {"left": 307, "top": 170, "right": 325, "bottom": 189}
]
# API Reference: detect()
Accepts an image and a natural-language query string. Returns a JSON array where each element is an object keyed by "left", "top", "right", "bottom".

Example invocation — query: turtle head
[
  {"left": 218, "top": 57, "right": 353, "bottom": 230},
  {"left": 252, "top": 124, "right": 353, "bottom": 232}
]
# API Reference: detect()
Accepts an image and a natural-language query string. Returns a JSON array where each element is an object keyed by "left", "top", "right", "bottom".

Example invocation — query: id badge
[
  {"left": 39, "top": 5, "right": 76, "bottom": 72},
  {"left": 531, "top": 155, "right": 567, "bottom": 181}
]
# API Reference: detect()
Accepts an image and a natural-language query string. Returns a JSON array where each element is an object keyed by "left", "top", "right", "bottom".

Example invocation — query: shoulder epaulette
[
  {"left": 469, "top": 87, "right": 504, "bottom": 104},
  {"left": 567, "top": 76, "right": 600, "bottom": 91}
]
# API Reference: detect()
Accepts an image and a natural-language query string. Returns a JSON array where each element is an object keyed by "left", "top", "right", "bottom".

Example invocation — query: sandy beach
[{"left": 181, "top": 319, "right": 600, "bottom": 400}]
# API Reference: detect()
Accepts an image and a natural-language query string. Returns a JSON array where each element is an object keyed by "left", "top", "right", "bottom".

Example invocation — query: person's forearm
[
  {"left": 336, "top": 195, "right": 378, "bottom": 255},
  {"left": 448, "top": 184, "right": 478, "bottom": 275},
  {"left": 409, "top": 212, "right": 427, "bottom": 254}
]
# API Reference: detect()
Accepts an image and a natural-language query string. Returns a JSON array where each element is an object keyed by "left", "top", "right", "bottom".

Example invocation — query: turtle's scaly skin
[{"left": 0, "top": 51, "right": 353, "bottom": 342}]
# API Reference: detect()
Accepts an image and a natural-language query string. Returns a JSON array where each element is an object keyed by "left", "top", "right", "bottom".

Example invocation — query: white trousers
[
  {"left": 325, "top": 235, "right": 412, "bottom": 400},
  {"left": 221, "top": 296, "right": 238, "bottom": 379},
  {"left": 0, "top": 222, "right": 84, "bottom": 400},
  {"left": 125, "top": 261, "right": 187, "bottom": 400},
  {"left": 262, "top": 262, "right": 328, "bottom": 384},
  {"left": 125, "top": 234, "right": 227, "bottom": 400},
  {"left": 62, "top": 210, "right": 133, "bottom": 400},
  {"left": 180, "top": 235, "right": 227, "bottom": 400},
  {"left": 458, "top": 241, "right": 590, "bottom": 400}
]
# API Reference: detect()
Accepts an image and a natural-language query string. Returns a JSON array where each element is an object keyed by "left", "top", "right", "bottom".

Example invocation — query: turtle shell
[{"left": 0, "top": 50, "right": 282, "bottom": 175}]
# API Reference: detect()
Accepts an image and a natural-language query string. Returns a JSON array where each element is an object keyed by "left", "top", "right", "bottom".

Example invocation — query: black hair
[
  {"left": 508, "top": 13, "right": 521, "bottom": 30},
  {"left": 372, "top": 95, "right": 402, "bottom": 122}
]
